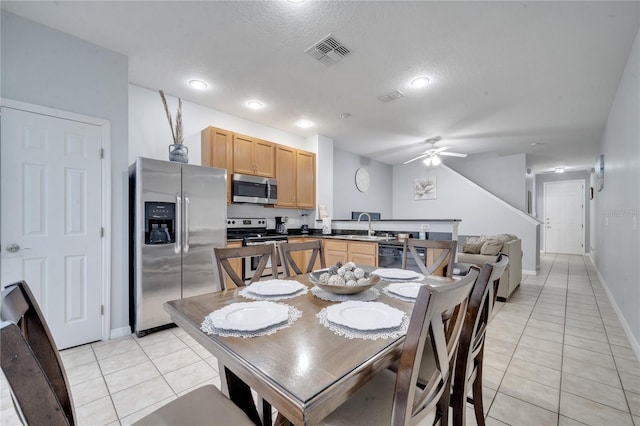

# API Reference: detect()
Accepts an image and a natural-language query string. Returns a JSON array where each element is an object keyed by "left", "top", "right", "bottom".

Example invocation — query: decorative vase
[{"left": 169, "top": 143, "right": 189, "bottom": 163}]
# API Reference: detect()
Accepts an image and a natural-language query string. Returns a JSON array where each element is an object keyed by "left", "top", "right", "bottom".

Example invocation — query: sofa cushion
[
  {"left": 480, "top": 239, "right": 502, "bottom": 255},
  {"left": 462, "top": 237, "right": 485, "bottom": 254},
  {"left": 457, "top": 252, "right": 499, "bottom": 266}
]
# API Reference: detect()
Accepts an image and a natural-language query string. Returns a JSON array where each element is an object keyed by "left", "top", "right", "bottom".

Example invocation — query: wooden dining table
[{"left": 163, "top": 270, "right": 417, "bottom": 426}]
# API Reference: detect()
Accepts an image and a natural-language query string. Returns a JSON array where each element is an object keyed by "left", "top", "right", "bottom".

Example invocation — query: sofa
[{"left": 456, "top": 234, "right": 522, "bottom": 301}]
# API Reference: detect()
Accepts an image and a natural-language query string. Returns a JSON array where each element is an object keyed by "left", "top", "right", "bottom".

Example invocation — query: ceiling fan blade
[
  {"left": 403, "top": 154, "right": 428, "bottom": 164},
  {"left": 439, "top": 151, "right": 467, "bottom": 158},
  {"left": 434, "top": 146, "right": 449, "bottom": 153}
]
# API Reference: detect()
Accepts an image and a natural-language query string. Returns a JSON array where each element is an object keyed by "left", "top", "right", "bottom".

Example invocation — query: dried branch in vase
[{"left": 159, "top": 90, "right": 183, "bottom": 145}]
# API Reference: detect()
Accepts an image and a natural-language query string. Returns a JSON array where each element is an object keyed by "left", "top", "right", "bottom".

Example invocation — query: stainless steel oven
[{"left": 243, "top": 238, "right": 286, "bottom": 281}]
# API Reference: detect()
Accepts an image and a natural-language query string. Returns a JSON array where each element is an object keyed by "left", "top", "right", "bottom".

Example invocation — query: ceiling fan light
[
  {"left": 431, "top": 155, "right": 442, "bottom": 166},
  {"left": 423, "top": 157, "right": 432, "bottom": 166}
]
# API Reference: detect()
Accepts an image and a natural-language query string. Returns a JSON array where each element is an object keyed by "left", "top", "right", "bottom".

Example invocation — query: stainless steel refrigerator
[{"left": 129, "top": 157, "right": 226, "bottom": 337}]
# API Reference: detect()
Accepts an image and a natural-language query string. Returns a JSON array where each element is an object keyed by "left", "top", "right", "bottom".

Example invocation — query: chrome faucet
[{"left": 357, "top": 212, "right": 374, "bottom": 236}]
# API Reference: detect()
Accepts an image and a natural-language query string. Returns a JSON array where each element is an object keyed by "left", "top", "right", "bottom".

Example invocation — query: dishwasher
[
  {"left": 377, "top": 243, "right": 422, "bottom": 273},
  {"left": 378, "top": 243, "right": 467, "bottom": 276}
]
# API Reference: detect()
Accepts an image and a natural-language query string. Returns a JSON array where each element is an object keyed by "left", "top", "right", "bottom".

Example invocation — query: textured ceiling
[{"left": 3, "top": 1, "right": 639, "bottom": 172}]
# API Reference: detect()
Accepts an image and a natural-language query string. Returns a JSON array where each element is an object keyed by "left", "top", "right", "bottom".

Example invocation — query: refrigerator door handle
[
  {"left": 183, "top": 194, "right": 190, "bottom": 254},
  {"left": 175, "top": 193, "right": 182, "bottom": 254}
]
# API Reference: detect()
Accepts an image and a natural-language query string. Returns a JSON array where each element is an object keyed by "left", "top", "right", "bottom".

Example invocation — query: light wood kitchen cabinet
[
  {"left": 323, "top": 239, "right": 378, "bottom": 267},
  {"left": 286, "top": 237, "right": 322, "bottom": 273},
  {"left": 201, "top": 126, "right": 233, "bottom": 204},
  {"left": 275, "top": 146, "right": 316, "bottom": 209},
  {"left": 324, "top": 239, "right": 348, "bottom": 266},
  {"left": 275, "top": 146, "right": 296, "bottom": 207},
  {"left": 296, "top": 150, "right": 316, "bottom": 209},
  {"left": 347, "top": 241, "right": 378, "bottom": 267},
  {"left": 224, "top": 241, "right": 243, "bottom": 289},
  {"left": 233, "top": 133, "right": 275, "bottom": 178}
]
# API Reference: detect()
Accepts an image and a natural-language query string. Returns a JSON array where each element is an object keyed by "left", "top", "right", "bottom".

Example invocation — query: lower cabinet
[
  {"left": 224, "top": 241, "right": 243, "bottom": 289},
  {"left": 323, "top": 239, "right": 378, "bottom": 267},
  {"left": 286, "top": 237, "right": 322, "bottom": 274}
]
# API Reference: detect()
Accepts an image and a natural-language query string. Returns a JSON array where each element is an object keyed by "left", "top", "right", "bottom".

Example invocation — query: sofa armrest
[{"left": 497, "top": 239, "right": 522, "bottom": 300}]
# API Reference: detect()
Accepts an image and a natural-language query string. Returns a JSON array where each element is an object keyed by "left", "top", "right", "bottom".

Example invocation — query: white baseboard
[
  {"left": 523, "top": 269, "right": 537, "bottom": 276},
  {"left": 588, "top": 255, "right": 640, "bottom": 362},
  {"left": 110, "top": 326, "right": 132, "bottom": 340}
]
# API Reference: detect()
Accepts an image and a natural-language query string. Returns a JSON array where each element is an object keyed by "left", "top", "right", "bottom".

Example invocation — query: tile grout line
[{"left": 483, "top": 253, "right": 555, "bottom": 421}]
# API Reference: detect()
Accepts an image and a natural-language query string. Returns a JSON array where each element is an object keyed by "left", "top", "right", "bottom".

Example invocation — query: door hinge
[
  {"left": 101, "top": 305, "right": 104, "bottom": 315},
  {"left": 100, "top": 148, "right": 104, "bottom": 159},
  {"left": 100, "top": 227, "right": 104, "bottom": 237}
]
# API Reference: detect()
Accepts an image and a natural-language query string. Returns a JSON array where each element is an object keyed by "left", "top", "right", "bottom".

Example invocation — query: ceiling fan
[{"left": 403, "top": 136, "right": 467, "bottom": 166}]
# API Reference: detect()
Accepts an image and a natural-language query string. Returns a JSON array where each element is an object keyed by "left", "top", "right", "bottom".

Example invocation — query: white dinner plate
[
  {"left": 386, "top": 282, "right": 423, "bottom": 299},
  {"left": 209, "top": 301, "right": 289, "bottom": 331},
  {"left": 247, "top": 279, "right": 306, "bottom": 296},
  {"left": 325, "top": 301, "right": 404, "bottom": 331},
  {"left": 372, "top": 268, "right": 420, "bottom": 281}
]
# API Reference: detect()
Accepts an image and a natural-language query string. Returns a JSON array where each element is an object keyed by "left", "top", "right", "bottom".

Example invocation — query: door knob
[{"left": 6, "top": 243, "right": 20, "bottom": 253}]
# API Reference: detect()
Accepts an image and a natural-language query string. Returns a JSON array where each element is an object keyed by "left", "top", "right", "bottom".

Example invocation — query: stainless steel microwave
[{"left": 232, "top": 174, "right": 277, "bottom": 204}]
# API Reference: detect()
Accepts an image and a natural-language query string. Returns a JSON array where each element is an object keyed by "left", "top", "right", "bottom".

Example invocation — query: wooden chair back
[
  {"left": 390, "top": 266, "right": 480, "bottom": 425},
  {"left": 278, "top": 240, "right": 326, "bottom": 277},
  {"left": 451, "top": 254, "right": 509, "bottom": 426},
  {"left": 0, "top": 281, "right": 76, "bottom": 425},
  {"left": 212, "top": 244, "right": 279, "bottom": 289},
  {"left": 402, "top": 239, "right": 457, "bottom": 278}
]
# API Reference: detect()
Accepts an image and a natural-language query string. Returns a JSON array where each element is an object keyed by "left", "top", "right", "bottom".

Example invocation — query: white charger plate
[
  {"left": 386, "top": 282, "right": 423, "bottom": 299},
  {"left": 325, "top": 301, "right": 404, "bottom": 331},
  {"left": 372, "top": 268, "right": 421, "bottom": 281},
  {"left": 247, "top": 279, "right": 306, "bottom": 296},
  {"left": 209, "top": 301, "right": 289, "bottom": 331}
]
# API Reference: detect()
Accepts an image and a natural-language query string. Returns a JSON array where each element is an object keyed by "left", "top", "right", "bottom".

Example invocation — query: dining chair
[
  {"left": 0, "top": 281, "right": 76, "bottom": 425},
  {"left": 213, "top": 243, "right": 279, "bottom": 289},
  {"left": 451, "top": 254, "right": 509, "bottom": 426},
  {"left": 0, "top": 281, "right": 257, "bottom": 426},
  {"left": 319, "top": 266, "right": 481, "bottom": 426},
  {"left": 402, "top": 238, "right": 458, "bottom": 278},
  {"left": 278, "top": 240, "right": 326, "bottom": 277}
]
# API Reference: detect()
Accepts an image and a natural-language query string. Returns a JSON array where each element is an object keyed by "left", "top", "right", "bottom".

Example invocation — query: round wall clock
[{"left": 355, "top": 167, "right": 370, "bottom": 192}]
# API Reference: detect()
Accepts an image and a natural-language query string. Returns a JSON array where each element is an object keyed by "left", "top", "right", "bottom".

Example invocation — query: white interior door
[
  {"left": 1, "top": 106, "right": 104, "bottom": 349},
  {"left": 544, "top": 180, "right": 585, "bottom": 254}
]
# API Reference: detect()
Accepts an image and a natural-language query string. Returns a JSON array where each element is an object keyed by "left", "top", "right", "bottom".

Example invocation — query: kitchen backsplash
[{"left": 227, "top": 204, "right": 316, "bottom": 230}]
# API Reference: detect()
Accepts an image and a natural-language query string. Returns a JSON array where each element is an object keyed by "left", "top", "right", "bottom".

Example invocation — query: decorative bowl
[{"left": 309, "top": 269, "right": 380, "bottom": 295}]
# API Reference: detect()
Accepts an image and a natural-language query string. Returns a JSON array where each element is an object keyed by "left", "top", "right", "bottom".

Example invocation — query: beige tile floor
[{"left": 2, "top": 253, "right": 639, "bottom": 425}]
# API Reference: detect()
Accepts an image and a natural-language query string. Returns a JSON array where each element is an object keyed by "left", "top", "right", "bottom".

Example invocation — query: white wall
[
  {"left": 392, "top": 163, "right": 541, "bottom": 272},
  {"left": 447, "top": 153, "right": 527, "bottom": 211},
  {"left": 129, "top": 84, "right": 310, "bottom": 166},
  {"left": 332, "top": 146, "right": 393, "bottom": 220},
  {"left": 593, "top": 29, "right": 640, "bottom": 347},
  {"left": 1, "top": 12, "right": 130, "bottom": 334},
  {"left": 316, "top": 135, "right": 334, "bottom": 220}
]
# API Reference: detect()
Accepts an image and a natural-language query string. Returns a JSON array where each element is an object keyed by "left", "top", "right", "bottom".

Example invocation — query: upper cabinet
[
  {"left": 275, "top": 145, "right": 316, "bottom": 209},
  {"left": 295, "top": 150, "right": 316, "bottom": 209},
  {"left": 232, "top": 133, "right": 275, "bottom": 178},
  {"left": 201, "top": 126, "right": 315, "bottom": 209},
  {"left": 201, "top": 126, "right": 233, "bottom": 204}
]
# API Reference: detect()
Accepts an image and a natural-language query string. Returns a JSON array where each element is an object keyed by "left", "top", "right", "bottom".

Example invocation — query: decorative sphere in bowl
[{"left": 309, "top": 267, "right": 380, "bottom": 295}]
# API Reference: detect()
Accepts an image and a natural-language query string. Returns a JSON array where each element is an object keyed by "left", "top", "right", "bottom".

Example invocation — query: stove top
[{"left": 226, "top": 218, "right": 288, "bottom": 242}]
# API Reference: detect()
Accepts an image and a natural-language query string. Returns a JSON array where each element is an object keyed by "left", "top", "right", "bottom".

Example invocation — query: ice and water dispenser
[{"left": 145, "top": 202, "right": 175, "bottom": 244}]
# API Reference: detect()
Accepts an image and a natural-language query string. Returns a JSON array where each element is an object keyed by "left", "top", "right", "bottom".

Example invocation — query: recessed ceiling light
[
  {"left": 247, "top": 100, "right": 264, "bottom": 110},
  {"left": 296, "top": 120, "right": 313, "bottom": 128},
  {"left": 555, "top": 167, "right": 565, "bottom": 173},
  {"left": 287, "top": 0, "right": 304, "bottom": 2},
  {"left": 188, "top": 79, "right": 208, "bottom": 90},
  {"left": 410, "top": 77, "right": 430, "bottom": 88}
]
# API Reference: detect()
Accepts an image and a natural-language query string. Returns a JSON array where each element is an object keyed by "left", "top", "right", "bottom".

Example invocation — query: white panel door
[
  {"left": 544, "top": 180, "right": 584, "bottom": 254},
  {"left": 1, "top": 107, "right": 103, "bottom": 349}
]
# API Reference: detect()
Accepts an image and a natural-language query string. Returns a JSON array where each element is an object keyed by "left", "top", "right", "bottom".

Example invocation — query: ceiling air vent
[
  {"left": 305, "top": 34, "right": 351, "bottom": 66},
  {"left": 377, "top": 90, "right": 405, "bottom": 103}
]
